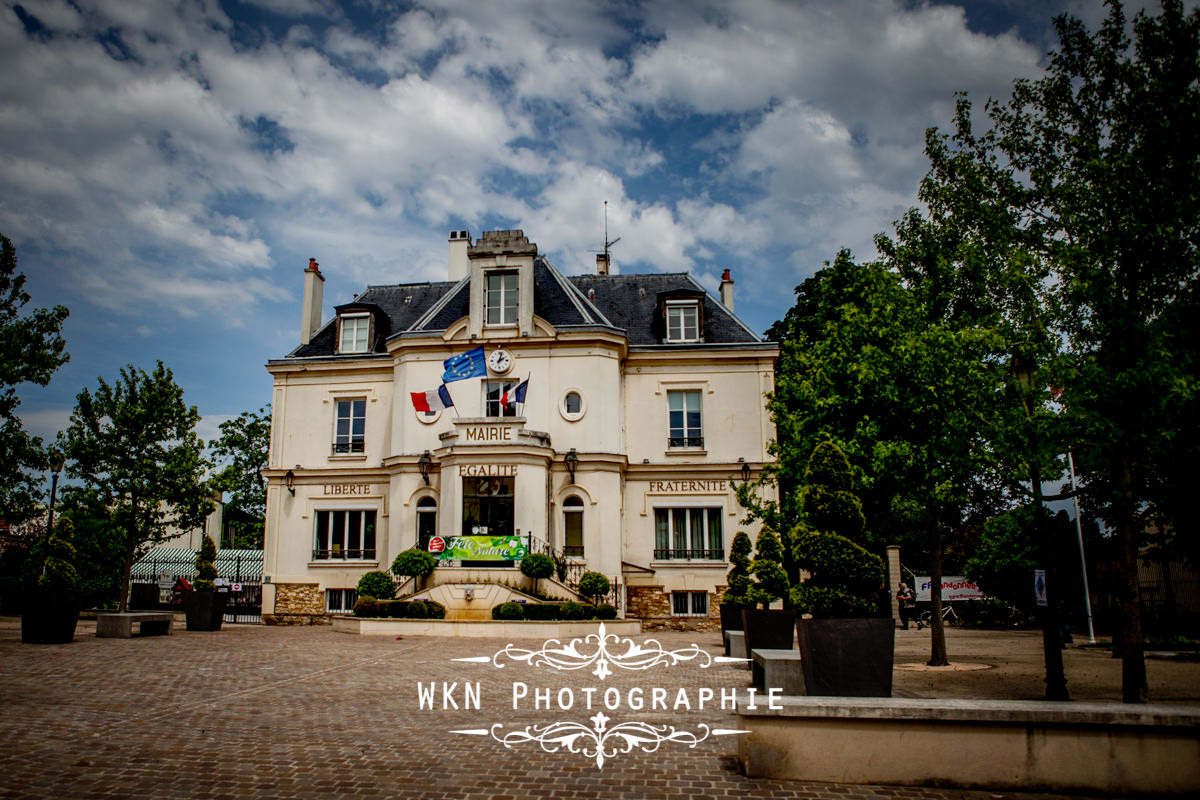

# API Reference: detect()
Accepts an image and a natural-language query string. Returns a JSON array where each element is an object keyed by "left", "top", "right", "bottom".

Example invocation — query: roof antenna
[{"left": 588, "top": 201, "right": 620, "bottom": 275}]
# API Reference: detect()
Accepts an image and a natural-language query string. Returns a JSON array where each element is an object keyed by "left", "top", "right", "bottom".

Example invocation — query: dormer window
[
  {"left": 666, "top": 301, "right": 700, "bottom": 343},
  {"left": 486, "top": 271, "right": 518, "bottom": 326},
  {"left": 339, "top": 313, "right": 371, "bottom": 353}
]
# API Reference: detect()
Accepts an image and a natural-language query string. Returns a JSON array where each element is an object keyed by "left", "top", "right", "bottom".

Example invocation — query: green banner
[{"left": 437, "top": 535, "right": 527, "bottom": 561}]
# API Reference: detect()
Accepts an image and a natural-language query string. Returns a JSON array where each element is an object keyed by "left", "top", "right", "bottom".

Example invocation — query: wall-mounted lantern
[
  {"left": 284, "top": 469, "right": 296, "bottom": 496},
  {"left": 418, "top": 450, "right": 433, "bottom": 485},
  {"left": 565, "top": 448, "right": 579, "bottom": 482},
  {"left": 739, "top": 457, "right": 751, "bottom": 483}
]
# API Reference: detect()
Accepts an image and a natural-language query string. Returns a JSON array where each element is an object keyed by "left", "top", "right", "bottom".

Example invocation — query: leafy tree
[
  {"left": 356, "top": 570, "right": 396, "bottom": 600},
  {"left": 519, "top": 553, "right": 555, "bottom": 596},
  {"left": 577, "top": 571, "right": 610, "bottom": 605},
  {"left": 60, "top": 488, "right": 126, "bottom": 608},
  {"left": 923, "top": 0, "right": 1200, "bottom": 702},
  {"left": 0, "top": 234, "right": 69, "bottom": 523},
  {"left": 62, "top": 362, "right": 212, "bottom": 613},
  {"left": 722, "top": 531, "right": 754, "bottom": 605},
  {"left": 208, "top": 406, "right": 270, "bottom": 549},
  {"left": 748, "top": 527, "right": 789, "bottom": 609},
  {"left": 391, "top": 548, "right": 437, "bottom": 589}
]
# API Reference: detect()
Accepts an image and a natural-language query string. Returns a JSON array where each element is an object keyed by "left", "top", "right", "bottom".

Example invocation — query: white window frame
[
  {"left": 653, "top": 507, "right": 723, "bottom": 561},
  {"left": 338, "top": 313, "right": 371, "bottom": 353},
  {"left": 562, "top": 495, "right": 584, "bottom": 557},
  {"left": 416, "top": 496, "right": 438, "bottom": 549},
  {"left": 559, "top": 388, "right": 586, "bottom": 422},
  {"left": 485, "top": 271, "right": 518, "bottom": 326},
  {"left": 333, "top": 398, "right": 367, "bottom": 454},
  {"left": 665, "top": 300, "right": 700, "bottom": 343},
  {"left": 326, "top": 588, "right": 358, "bottom": 614},
  {"left": 484, "top": 380, "right": 520, "bottom": 418},
  {"left": 313, "top": 508, "right": 378, "bottom": 561},
  {"left": 667, "top": 389, "right": 703, "bottom": 449},
  {"left": 671, "top": 591, "right": 709, "bottom": 617}
]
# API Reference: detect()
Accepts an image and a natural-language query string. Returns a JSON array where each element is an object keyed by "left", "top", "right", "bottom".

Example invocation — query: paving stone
[{"left": 0, "top": 618, "right": 1133, "bottom": 799}]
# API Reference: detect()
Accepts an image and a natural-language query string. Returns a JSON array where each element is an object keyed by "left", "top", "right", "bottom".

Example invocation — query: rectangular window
[
  {"left": 671, "top": 591, "right": 708, "bottom": 617},
  {"left": 667, "top": 390, "right": 703, "bottom": 448},
  {"left": 326, "top": 588, "right": 358, "bottom": 614},
  {"left": 653, "top": 508, "right": 723, "bottom": 560},
  {"left": 339, "top": 314, "right": 370, "bottom": 353},
  {"left": 334, "top": 399, "right": 366, "bottom": 454},
  {"left": 665, "top": 301, "right": 700, "bottom": 342},
  {"left": 486, "top": 271, "right": 518, "bottom": 325},
  {"left": 461, "top": 477, "right": 515, "bottom": 538},
  {"left": 313, "top": 510, "right": 377, "bottom": 560},
  {"left": 484, "top": 381, "right": 520, "bottom": 418}
]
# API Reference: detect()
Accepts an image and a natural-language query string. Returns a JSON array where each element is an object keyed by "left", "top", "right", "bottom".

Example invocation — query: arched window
[
  {"left": 563, "top": 496, "right": 584, "bottom": 557},
  {"left": 417, "top": 497, "right": 437, "bottom": 550}
]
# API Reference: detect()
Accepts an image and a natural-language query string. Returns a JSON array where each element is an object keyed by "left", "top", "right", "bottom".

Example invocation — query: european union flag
[{"left": 442, "top": 346, "right": 486, "bottom": 383}]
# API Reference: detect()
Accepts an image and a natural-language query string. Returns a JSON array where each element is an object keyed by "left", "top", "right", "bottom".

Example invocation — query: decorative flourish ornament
[
  {"left": 454, "top": 622, "right": 747, "bottom": 679},
  {"left": 452, "top": 715, "right": 747, "bottom": 769}
]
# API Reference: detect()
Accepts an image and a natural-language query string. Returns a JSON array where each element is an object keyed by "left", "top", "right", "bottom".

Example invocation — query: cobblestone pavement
[{"left": 0, "top": 619, "right": 1175, "bottom": 800}]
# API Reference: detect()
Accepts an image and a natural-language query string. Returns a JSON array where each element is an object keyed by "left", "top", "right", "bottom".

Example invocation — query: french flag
[
  {"left": 500, "top": 377, "right": 529, "bottom": 410},
  {"left": 411, "top": 384, "right": 454, "bottom": 413}
]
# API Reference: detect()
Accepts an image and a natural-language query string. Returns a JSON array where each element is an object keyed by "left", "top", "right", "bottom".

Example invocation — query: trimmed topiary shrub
[
  {"left": 38, "top": 518, "right": 78, "bottom": 593},
  {"left": 595, "top": 604, "right": 618, "bottom": 620},
  {"left": 193, "top": 534, "right": 218, "bottom": 592},
  {"left": 356, "top": 570, "right": 396, "bottom": 600},
  {"left": 424, "top": 600, "right": 446, "bottom": 619},
  {"left": 391, "top": 548, "right": 437, "bottom": 588},
  {"left": 354, "top": 596, "right": 381, "bottom": 617},
  {"left": 577, "top": 571, "right": 610, "bottom": 605},
  {"left": 749, "top": 527, "right": 789, "bottom": 609},
  {"left": 492, "top": 602, "right": 525, "bottom": 620},
  {"left": 520, "top": 553, "right": 555, "bottom": 596},
  {"left": 406, "top": 600, "right": 430, "bottom": 619},
  {"left": 723, "top": 531, "right": 753, "bottom": 605}
]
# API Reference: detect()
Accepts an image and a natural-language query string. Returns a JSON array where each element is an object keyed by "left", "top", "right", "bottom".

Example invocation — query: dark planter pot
[
  {"left": 720, "top": 603, "right": 751, "bottom": 633},
  {"left": 185, "top": 591, "right": 227, "bottom": 631},
  {"left": 796, "top": 616, "right": 895, "bottom": 697},
  {"left": 20, "top": 590, "right": 80, "bottom": 644},
  {"left": 741, "top": 608, "right": 796, "bottom": 654}
]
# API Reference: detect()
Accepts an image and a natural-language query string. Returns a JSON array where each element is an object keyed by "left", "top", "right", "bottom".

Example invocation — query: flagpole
[{"left": 443, "top": 383, "right": 461, "bottom": 418}]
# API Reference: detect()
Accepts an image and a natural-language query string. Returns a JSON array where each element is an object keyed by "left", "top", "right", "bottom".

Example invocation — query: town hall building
[{"left": 261, "top": 229, "right": 778, "bottom": 626}]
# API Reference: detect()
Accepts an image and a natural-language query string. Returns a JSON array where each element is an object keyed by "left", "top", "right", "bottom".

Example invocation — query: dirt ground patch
[{"left": 891, "top": 626, "right": 1200, "bottom": 703}]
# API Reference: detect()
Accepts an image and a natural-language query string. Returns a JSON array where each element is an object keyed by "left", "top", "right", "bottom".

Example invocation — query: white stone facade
[{"left": 262, "top": 229, "right": 777, "bottom": 624}]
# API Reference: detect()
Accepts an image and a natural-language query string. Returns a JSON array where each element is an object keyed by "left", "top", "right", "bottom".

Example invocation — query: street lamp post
[
  {"left": 45, "top": 450, "right": 65, "bottom": 536},
  {"left": 1012, "top": 354, "right": 1069, "bottom": 701}
]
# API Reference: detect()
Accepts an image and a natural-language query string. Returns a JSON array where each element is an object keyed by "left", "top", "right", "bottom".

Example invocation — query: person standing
[{"left": 897, "top": 582, "right": 916, "bottom": 630}]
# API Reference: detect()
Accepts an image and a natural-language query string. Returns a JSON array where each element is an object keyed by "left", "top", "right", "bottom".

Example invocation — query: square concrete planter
[
  {"left": 184, "top": 590, "right": 227, "bottom": 631},
  {"left": 796, "top": 616, "right": 894, "bottom": 697},
  {"left": 741, "top": 608, "right": 796, "bottom": 654},
  {"left": 20, "top": 590, "right": 80, "bottom": 644}
]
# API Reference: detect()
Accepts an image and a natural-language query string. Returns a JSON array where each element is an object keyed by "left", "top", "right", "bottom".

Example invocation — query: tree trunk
[
  {"left": 1116, "top": 459, "right": 1148, "bottom": 703},
  {"left": 116, "top": 500, "right": 137, "bottom": 614},
  {"left": 928, "top": 527, "right": 948, "bottom": 666}
]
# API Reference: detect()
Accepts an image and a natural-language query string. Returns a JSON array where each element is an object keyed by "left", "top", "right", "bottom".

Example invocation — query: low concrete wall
[
  {"left": 737, "top": 696, "right": 1200, "bottom": 795},
  {"left": 333, "top": 617, "right": 642, "bottom": 638}
]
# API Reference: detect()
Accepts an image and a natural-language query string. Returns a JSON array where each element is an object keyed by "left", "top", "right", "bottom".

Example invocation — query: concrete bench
[
  {"left": 723, "top": 630, "right": 747, "bottom": 662},
  {"left": 737, "top": 695, "right": 1200, "bottom": 795},
  {"left": 750, "top": 648, "right": 804, "bottom": 695},
  {"left": 96, "top": 612, "right": 174, "bottom": 639}
]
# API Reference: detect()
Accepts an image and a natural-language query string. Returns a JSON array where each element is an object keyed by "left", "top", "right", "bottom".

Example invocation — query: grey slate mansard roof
[{"left": 287, "top": 258, "right": 761, "bottom": 359}]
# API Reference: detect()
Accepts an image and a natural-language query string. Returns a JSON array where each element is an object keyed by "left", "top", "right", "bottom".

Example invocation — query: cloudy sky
[{"left": 2, "top": 0, "right": 1177, "bottom": 450}]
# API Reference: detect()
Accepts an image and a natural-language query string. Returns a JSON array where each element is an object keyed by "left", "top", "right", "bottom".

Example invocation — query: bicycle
[{"left": 918, "top": 603, "right": 964, "bottom": 629}]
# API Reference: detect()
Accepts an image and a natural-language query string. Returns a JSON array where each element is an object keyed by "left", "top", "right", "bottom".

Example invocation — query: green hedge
[
  {"left": 353, "top": 598, "right": 446, "bottom": 619},
  {"left": 489, "top": 601, "right": 619, "bottom": 621}
]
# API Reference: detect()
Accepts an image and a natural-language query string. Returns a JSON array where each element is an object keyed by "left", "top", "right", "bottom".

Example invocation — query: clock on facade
[{"left": 487, "top": 348, "right": 513, "bottom": 374}]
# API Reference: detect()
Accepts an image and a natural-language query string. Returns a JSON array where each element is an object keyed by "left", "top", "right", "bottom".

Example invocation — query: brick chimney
[
  {"left": 596, "top": 252, "right": 610, "bottom": 276},
  {"left": 300, "top": 257, "right": 325, "bottom": 345},
  {"left": 719, "top": 268, "right": 734, "bottom": 311},
  {"left": 448, "top": 229, "right": 471, "bottom": 282}
]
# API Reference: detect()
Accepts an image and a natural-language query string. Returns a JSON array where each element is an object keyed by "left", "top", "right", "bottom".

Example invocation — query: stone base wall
[
  {"left": 274, "top": 583, "right": 323, "bottom": 614},
  {"left": 626, "top": 585, "right": 722, "bottom": 632},
  {"left": 263, "top": 613, "right": 333, "bottom": 626}
]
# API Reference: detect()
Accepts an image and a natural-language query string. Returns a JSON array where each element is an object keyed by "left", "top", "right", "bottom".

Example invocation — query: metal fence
[{"left": 128, "top": 548, "right": 264, "bottom": 624}]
